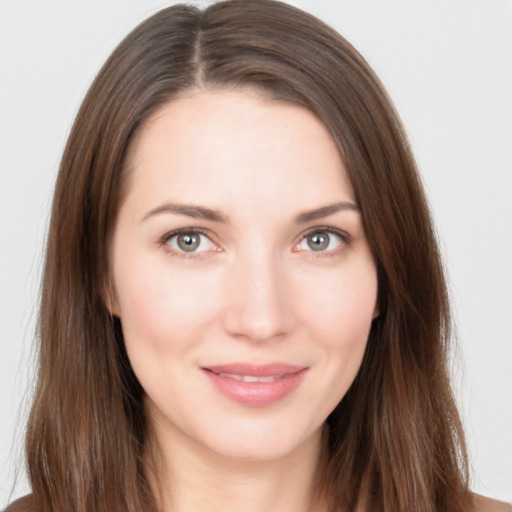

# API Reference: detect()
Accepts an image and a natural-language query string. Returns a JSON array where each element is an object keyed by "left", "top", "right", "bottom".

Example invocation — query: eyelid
[
  {"left": 157, "top": 225, "right": 350, "bottom": 258},
  {"left": 159, "top": 226, "right": 211, "bottom": 242},
  {"left": 159, "top": 227, "right": 220, "bottom": 257},
  {"left": 294, "top": 226, "right": 350, "bottom": 254}
]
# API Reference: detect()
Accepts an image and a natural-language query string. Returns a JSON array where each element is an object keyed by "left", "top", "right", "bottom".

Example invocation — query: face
[{"left": 110, "top": 89, "right": 378, "bottom": 462}]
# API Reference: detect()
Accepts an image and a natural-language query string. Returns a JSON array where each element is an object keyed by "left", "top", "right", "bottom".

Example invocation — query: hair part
[{"left": 25, "top": 2, "right": 469, "bottom": 511}]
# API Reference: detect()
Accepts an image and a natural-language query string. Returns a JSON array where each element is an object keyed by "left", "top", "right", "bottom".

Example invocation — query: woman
[{"left": 3, "top": 1, "right": 510, "bottom": 511}]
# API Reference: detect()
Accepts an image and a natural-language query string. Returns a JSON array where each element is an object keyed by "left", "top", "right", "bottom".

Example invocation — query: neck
[{"left": 146, "top": 422, "right": 328, "bottom": 512}]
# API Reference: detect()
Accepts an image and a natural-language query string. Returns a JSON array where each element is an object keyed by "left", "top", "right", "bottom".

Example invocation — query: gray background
[{"left": 1, "top": 0, "right": 511, "bottom": 505}]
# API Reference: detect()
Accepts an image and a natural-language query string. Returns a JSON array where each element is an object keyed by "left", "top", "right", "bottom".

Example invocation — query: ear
[
  {"left": 102, "top": 276, "right": 120, "bottom": 317},
  {"left": 372, "top": 300, "right": 380, "bottom": 320}
]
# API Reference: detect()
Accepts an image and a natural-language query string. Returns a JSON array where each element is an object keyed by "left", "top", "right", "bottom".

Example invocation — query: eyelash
[
  {"left": 158, "top": 226, "right": 351, "bottom": 259},
  {"left": 297, "top": 226, "right": 351, "bottom": 258},
  {"left": 158, "top": 227, "right": 216, "bottom": 260}
]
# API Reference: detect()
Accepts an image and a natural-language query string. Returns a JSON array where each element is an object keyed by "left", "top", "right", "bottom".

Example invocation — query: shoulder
[
  {"left": 470, "top": 493, "right": 512, "bottom": 512},
  {"left": 4, "top": 492, "right": 511, "bottom": 512},
  {"left": 2, "top": 495, "right": 39, "bottom": 512}
]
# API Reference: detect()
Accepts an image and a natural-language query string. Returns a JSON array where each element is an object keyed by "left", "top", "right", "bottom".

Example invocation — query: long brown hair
[{"left": 22, "top": 1, "right": 469, "bottom": 511}]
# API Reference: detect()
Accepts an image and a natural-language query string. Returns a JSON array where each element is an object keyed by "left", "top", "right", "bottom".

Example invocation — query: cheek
[
  {"left": 282, "top": 261, "right": 378, "bottom": 427},
  {"left": 113, "top": 256, "right": 223, "bottom": 355},
  {"left": 297, "top": 261, "right": 378, "bottom": 345},
  {"left": 297, "top": 260, "right": 377, "bottom": 384}
]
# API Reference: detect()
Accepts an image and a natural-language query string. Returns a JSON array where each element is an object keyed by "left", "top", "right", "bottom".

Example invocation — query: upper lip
[{"left": 201, "top": 363, "right": 307, "bottom": 377}]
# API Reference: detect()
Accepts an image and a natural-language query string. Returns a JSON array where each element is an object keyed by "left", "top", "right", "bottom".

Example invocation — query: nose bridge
[{"left": 223, "top": 243, "right": 294, "bottom": 342}]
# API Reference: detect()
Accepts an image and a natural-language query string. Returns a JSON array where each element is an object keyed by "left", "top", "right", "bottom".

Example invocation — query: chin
[{"left": 194, "top": 415, "right": 324, "bottom": 463}]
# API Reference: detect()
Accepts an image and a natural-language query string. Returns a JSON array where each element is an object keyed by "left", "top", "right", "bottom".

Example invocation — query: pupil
[
  {"left": 308, "top": 232, "right": 329, "bottom": 251},
  {"left": 178, "top": 233, "right": 200, "bottom": 252}
]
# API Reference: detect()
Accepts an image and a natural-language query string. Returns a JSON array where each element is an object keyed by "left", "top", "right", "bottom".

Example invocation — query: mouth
[
  {"left": 200, "top": 363, "right": 308, "bottom": 407},
  {"left": 207, "top": 372, "right": 285, "bottom": 383}
]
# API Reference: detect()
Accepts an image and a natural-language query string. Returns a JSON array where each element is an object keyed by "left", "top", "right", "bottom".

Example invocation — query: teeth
[{"left": 217, "top": 372, "right": 280, "bottom": 383}]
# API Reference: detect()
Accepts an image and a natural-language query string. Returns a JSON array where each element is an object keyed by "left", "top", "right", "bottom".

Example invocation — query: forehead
[{"left": 122, "top": 89, "right": 355, "bottom": 216}]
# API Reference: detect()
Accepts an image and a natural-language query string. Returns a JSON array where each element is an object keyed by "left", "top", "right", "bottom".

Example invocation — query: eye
[
  {"left": 165, "top": 230, "right": 216, "bottom": 254},
  {"left": 297, "top": 229, "right": 346, "bottom": 253}
]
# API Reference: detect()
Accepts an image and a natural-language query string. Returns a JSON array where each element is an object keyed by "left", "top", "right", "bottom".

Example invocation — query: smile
[
  {"left": 212, "top": 372, "right": 285, "bottom": 383},
  {"left": 201, "top": 364, "right": 308, "bottom": 407}
]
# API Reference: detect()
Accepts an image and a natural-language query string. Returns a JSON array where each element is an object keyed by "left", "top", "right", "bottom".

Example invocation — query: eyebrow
[
  {"left": 142, "top": 200, "right": 359, "bottom": 224},
  {"left": 142, "top": 203, "right": 228, "bottom": 223},
  {"left": 294, "top": 201, "right": 360, "bottom": 223}
]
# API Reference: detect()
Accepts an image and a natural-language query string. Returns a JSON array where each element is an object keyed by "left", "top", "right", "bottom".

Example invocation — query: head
[{"left": 27, "top": 2, "right": 468, "bottom": 511}]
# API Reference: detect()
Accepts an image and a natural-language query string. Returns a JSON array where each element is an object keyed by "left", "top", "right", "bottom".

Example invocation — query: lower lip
[{"left": 202, "top": 368, "right": 308, "bottom": 407}]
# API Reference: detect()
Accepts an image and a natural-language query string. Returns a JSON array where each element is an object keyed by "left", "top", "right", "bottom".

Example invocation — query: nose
[{"left": 222, "top": 250, "right": 296, "bottom": 343}]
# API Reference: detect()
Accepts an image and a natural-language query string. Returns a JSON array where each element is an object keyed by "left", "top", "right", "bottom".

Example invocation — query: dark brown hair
[{"left": 21, "top": 1, "right": 469, "bottom": 511}]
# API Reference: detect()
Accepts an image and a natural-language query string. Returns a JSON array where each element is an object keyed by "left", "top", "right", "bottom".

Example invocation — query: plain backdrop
[{"left": 1, "top": 0, "right": 511, "bottom": 506}]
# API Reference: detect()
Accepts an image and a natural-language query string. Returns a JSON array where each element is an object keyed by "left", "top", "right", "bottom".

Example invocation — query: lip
[{"left": 201, "top": 363, "right": 308, "bottom": 407}]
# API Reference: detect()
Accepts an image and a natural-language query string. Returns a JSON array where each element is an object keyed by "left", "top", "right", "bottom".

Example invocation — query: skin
[{"left": 110, "top": 89, "right": 379, "bottom": 512}]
